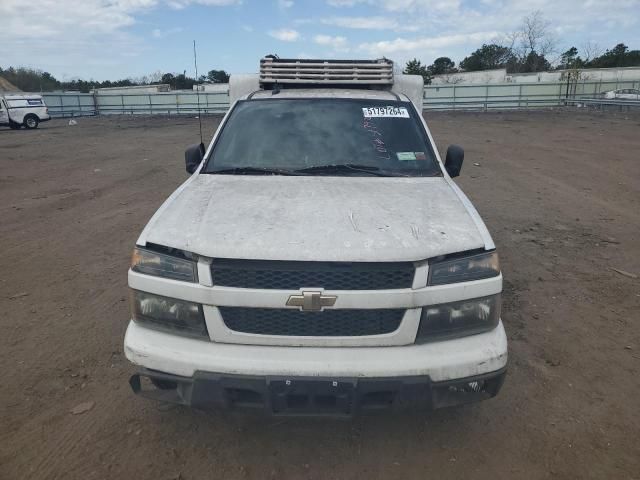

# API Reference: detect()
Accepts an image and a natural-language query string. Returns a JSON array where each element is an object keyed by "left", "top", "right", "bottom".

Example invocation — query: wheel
[
  {"left": 9, "top": 122, "right": 21, "bottom": 130},
  {"left": 23, "top": 114, "right": 39, "bottom": 129}
]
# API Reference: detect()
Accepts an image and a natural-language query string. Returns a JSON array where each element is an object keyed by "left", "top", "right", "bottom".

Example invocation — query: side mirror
[
  {"left": 185, "top": 143, "right": 205, "bottom": 174},
  {"left": 444, "top": 145, "right": 464, "bottom": 178}
]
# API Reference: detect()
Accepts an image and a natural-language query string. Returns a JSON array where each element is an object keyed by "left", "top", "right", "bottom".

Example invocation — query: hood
[{"left": 140, "top": 175, "right": 488, "bottom": 262}]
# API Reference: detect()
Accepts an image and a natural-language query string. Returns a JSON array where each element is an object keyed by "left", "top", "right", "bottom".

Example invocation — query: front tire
[{"left": 23, "top": 115, "right": 39, "bottom": 129}]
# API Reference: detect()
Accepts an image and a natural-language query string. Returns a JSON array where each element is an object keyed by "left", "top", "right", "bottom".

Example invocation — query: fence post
[
  {"left": 452, "top": 85, "right": 456, "bottom": 111},
  {"left": 485, "top": 85, "right": 489, "bottom": 112},
  {"left": 149, "top": 94, "right": 152, "bottom": 115},
  {"left": 518, "top": 84, "right": 522, "bottom": 108}
]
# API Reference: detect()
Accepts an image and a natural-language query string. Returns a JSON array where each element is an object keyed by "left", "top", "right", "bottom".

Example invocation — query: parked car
[
  {"left": 603, "top": 88, "right": 640, "bottom": 100},
  {"left": 124, "top": 57, "right": 507, "bottom": 415},
  {"left": 0, "top": 94, "right": 51, "bottom": 129}
]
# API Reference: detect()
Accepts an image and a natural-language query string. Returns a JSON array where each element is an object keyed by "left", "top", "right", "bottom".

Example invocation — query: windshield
[{"left": 203, "top": 98, "right": 440, "bottom": 177}]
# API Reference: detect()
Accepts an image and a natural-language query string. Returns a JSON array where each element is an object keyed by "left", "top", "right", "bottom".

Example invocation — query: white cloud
[
  {"left": 167, "top": 0, "right": 240, "bottom": 8},
  {"left": 268, "top": 28, "right": 301, "bottom": 41},
  {"left": 278, "top": 0, "right": 294, "bottom": 7},
  {"left": 358, "top": 31, "right": 499, "bottom": 55},
  {"left": 0, "top": 0, "right": 241, "bottom": 79},
  {"left": 314, "top": 34, "right": 349, "bottom": 51},
  {"left": 327, "top": 0, "right": 366, "bottom": 5},
  {"left": 241, "top": 24, "right": 254, "bottom": 32},
  {"left": 151, "top": 27, "right": 183, "bottom": 38},
  {"left": 379, "top": 0, "right": 461, "bottom": 12},
  {"left": 322, "top": 16, "right": 393, "bottom": 29},
  {"left": 320, "top": 15, "right": 419, "bottom": 31},
  {"left": 326, "top": 0, "right": 461, "bottom": 10},
  {"left": 0, "top": 0, "right": 155, "bottom": 37}
]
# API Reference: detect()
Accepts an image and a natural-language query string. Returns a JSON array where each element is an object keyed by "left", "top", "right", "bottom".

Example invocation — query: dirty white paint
[
  {"left": 140, "top": 175, "right": 487, "bottom": 262},
  {"left": 124, "top": 319, "right": 508, "bottom": 381},
  {"left": 391, "top": 74, "right": 424, "bottom": 110},
  {"left": 228, "top": 74, "right": 260, "bottom": 104}
]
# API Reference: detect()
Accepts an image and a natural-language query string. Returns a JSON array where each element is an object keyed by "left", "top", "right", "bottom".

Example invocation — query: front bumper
[
  {"left": 130, "top": 367, "right": 506, "bottom": 415},
  {"left": 124, "top": 320, "right": 508, "bottom": 414}
]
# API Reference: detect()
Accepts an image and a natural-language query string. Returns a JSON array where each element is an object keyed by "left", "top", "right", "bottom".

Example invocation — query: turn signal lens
[
  {"left": 428, "top": 251, "right": 499, "bottom": 285},
  {"left": 131, "top": 247, "right": 197, "bottom": 282}
]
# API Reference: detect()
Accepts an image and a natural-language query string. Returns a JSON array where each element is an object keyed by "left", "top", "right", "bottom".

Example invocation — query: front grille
[
  {"left": 211, "top": 260, "right": 415, "bottom": 290},
  {"left": 219, "top": 307, "right": 405, "bottom": 337}
]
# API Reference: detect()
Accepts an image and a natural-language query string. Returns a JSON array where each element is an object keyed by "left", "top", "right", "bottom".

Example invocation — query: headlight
[
  {"left": 130, "top": 290, "right": 208, "bottom": 338},
  {"left": 131, "top": 247, "right": 198, "bottom": 282},
  {"left": 416, "top": 294, "right": 501, "bottom": 342},
  {"left": 428, "top": 251, "right": 499, "bottom": 285}
]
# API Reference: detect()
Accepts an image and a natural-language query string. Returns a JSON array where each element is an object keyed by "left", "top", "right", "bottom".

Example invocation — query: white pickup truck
[
  {"left": 125, "top": 57, "right": 507, "bottom": 415},
  {"left": 0, "top": 94, "right": 50, "bottom": 129}
]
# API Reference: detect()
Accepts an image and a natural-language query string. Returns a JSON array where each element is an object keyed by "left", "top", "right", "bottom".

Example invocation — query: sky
[{"left": 1, "top": 0, "right": 639, "bottom": 81}]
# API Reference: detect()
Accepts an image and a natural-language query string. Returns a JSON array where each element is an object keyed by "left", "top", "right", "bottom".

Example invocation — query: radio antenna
[{"left": 193, "top": 40, "right": 204, "bottom": 153}]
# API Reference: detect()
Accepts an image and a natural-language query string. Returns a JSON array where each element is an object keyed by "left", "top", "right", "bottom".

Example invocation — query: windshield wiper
[
  {"left": 295, "top": 164, "right": 408, "bottom": 177},
  {"left": 210, "top": 166, "right": 301, "bottom": 176}
]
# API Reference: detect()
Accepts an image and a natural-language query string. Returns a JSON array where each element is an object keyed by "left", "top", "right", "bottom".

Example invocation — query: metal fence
[
  {"left": 423, "top": 79, "right": 640, "bottom": 111},
  {"left": 40, "top": 79, "right": 640, "bottom": 117},
  {"left": 42, "top": 91, "right": 229, "bottom": 118},
  {"left": 42, "top": 93, "right": 97, "bottom": 117}
]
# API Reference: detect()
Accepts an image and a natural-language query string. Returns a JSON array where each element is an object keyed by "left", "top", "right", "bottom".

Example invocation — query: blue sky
[{"left": 1, "top": 0, "right": 639, "bottom": 81}]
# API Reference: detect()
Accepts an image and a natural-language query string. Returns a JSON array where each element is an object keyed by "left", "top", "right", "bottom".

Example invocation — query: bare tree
[
  {"left": 582, "top": 41, "right": 602, "bottom": 63},
  {"left": 502, "top": 10, "right": 557, "bottom": 72},
  {"left": 147, "top": 70, "right": 164, "bottom": 84},
  {"left": 520, "top": 10, "right": 557, "bottom": 59}
]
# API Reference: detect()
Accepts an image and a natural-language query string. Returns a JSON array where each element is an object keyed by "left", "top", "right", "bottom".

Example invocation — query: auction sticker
[
  {"left": 396, "top": 152, "right": 416, "bottom": 161},
  {"left": 363, "top": 106, "right": 409, "bottom": 118}
]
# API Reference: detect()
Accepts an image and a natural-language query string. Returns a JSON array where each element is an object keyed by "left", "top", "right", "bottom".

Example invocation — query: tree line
[
  {"left": 0, "top": 67, "right": 230, "bottom": 93},
  {"left": 404, "top": 11, "right": 640, "bottom": 84}
]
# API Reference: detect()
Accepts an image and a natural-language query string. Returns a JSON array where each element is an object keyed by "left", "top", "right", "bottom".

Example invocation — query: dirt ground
[{"left": 1, "top": 110, "right": 639, "bottom": 480}]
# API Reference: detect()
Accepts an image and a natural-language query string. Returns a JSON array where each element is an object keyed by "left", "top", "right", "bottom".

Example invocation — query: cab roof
[{"left": 244, "top": 88, "right": 408, "bottom": 102}]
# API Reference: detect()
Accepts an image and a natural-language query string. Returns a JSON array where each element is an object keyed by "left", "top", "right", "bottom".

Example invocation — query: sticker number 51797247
[{"left": 362, "top": 106, "right": 410, "bottom": 118}]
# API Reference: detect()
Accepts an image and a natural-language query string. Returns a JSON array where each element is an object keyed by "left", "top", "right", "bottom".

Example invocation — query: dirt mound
[{"left": 0, "top": 76, "right": 21, "bottom": 92}]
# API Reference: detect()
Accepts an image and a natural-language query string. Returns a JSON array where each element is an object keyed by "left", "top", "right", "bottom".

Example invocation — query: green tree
[
  {"left": 586, "top": 43, "right": 640, "bottom": 68},
  {"left": 0, "top": 67, "right": 61, "bottom": 91},
  {"left": 521, "top": 51, "right": 551, "bottom": 72},
  {"left": 403, "top": 58, "right": 431, "bottom": 84},
  {"left": 428, "top": 57, "right": 457, "bottom": 76},
  {"left": 206, "top": 69, "right": 230, "bottom": 83},
  {"left": 558, "top": 46, "right": 583, "bottom": 69},
  {"left": 459, "top": 44, "right": 514, "bottom": 71}
]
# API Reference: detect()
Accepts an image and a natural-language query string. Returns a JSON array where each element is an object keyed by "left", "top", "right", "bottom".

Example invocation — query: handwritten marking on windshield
[{"left": 363, "top": 118, "right": 391, "bottom": 161}]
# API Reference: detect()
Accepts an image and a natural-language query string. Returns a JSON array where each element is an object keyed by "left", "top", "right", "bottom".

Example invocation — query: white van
[{"left": 0, "top": 94, "right": 51, "bottom": 129}]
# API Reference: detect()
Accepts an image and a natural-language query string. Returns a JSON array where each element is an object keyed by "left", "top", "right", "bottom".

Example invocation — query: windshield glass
[{"left": 203, "top": 98, "right": 440, "bottom": 176}]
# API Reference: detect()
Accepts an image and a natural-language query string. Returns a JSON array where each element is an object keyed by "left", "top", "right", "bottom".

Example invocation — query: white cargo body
[
  {"left": 124, "top": 57, "right": 507, "bottom": 415},
  {"left": 0, "top": 94, "right": 51, "bottom": 129}
]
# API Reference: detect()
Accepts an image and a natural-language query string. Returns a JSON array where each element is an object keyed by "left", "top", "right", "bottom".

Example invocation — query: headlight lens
[
  {"left": 416, "top": 294, "right": 501, "bottom": 342},
  {"left": 130, "top": 290, "right": 208, "bottom": 338},
  {"left": 428, "top": 251, "right": 499, "bottom": 285},
  {"left": 131, "top": 247, "right": 197, "bottom": 282}
]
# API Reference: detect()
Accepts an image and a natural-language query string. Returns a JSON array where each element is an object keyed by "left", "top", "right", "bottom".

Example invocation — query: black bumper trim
[{"left": 130, "top": 367, "right": 507, "bottom": 416}]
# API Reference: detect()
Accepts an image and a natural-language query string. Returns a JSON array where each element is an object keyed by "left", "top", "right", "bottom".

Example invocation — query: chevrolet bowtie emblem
[{"left": 286, "top": 291, "right": 337, "bottom": 311}]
